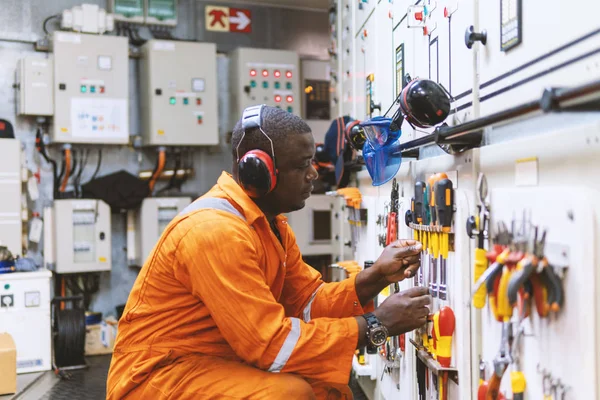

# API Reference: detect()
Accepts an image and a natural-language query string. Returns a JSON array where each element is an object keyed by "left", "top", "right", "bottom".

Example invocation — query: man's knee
[{"left": 272, "top": 374, "right": 316, "bottom": 399}]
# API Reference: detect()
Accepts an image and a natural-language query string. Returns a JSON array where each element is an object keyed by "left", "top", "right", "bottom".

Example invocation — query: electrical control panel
[
  {"left": 140, "top": 40, "right": 218, "bottom": 146},
  {"left": 52, "top": 199, "right": 111, "bottom": 274},
  {"left": 50, "top": 32, "right": 129, "bottom": 144},
  {"left": 135, "top": 197, "right": 191, "bottom": 264},
  {"left": 0, "top": 270, "right": 52, "bottom": 374},
  {"left": 0, "top": 139, "right": 22, "bottom": 257},
  {"left": 229, "top": 48, "right": 301, "bottom": 130},
  {"left": 15, "top": 56, "right": 54, "bottom": 116}
]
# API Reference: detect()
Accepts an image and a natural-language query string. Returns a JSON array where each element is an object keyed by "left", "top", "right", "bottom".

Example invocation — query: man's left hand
[{"left": 374, "top": 240, "right": 422, "bottom": 283}]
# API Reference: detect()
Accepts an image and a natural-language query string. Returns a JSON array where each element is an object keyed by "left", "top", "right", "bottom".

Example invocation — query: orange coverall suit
[{"left": 106, "top": 172, "right": 373, "bottom": 399}]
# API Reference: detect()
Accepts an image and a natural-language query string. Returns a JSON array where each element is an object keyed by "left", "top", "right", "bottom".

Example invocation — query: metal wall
[{"left": 0, "top": 0, "right": 328, "bottom": 317}]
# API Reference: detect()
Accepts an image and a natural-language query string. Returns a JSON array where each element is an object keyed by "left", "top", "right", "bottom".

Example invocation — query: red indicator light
[
  {"left": 262, "top": 69, "right": 269, "bottom": 77},
  {"left": 286, "top": 71, "right": 292, "bottom": 78},
  {"left": 286, "top": 95, "right": 293, "bottom": 103},
  {"left": 275, "top": 95, "right": 282, "bottom": 102},
  {"left": 274, "top": 70, "right": 281, "bottom": 78},
  {"left": 250, "top": 69, "right": 257, "bottom": 77}
]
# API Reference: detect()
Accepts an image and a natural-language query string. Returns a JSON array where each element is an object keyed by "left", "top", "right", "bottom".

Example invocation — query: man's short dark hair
[{"left": 231, "top": 106, "right": 312, "bottom": 160}]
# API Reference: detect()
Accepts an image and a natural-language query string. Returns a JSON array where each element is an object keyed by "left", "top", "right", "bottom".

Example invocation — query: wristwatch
[{"left": 362, "top": 312, "right": 389, "bottom": 354}]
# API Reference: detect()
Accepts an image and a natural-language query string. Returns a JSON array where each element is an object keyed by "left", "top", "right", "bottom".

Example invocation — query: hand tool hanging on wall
[
  {"left": 467, "top": 173, "right": 490, "bottom": 309},
  {"left": 435, "top": 306, "right": 455, "bottom": 400},
  {"left": 385, "top": 179, "right": 406, "bottom": 360},
  {"left": 435, "top": 178, "right": 454, "bottom": 300}
]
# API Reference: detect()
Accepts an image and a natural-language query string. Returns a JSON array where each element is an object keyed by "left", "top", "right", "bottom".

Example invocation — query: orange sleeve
[
  {"left": 173, "top": 213, "right": 359, "bottom": 384},
  {"left": 280, "top": 225, "right": 374, "bottom": 322}
]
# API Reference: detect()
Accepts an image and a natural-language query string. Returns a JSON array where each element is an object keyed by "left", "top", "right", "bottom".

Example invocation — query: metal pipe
[{"left": 138, "top": 168, "right": 194, "bottom": 181}]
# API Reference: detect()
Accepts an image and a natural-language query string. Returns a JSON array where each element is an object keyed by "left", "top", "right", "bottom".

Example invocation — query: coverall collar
[{"left": 217, "top": 172, "right": 288, "bottom": 226}]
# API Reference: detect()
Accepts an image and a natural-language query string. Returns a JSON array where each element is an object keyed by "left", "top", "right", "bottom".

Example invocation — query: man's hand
[
  {"left": 373, "top": 287, "right": 431, "bottom": 336},
  {"left": 374, "top": 239, "right": 423, "bottom": 283}
]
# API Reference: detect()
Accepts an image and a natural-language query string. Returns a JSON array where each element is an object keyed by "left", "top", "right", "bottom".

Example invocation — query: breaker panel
[
  {"left": 51, "top": 199, "right": 112, "bottom": 274},
  {"left": 133, "top": 197, "right": 191, "bottom": 265},
  {"left": 0, "top": 270, "right": 52, "bottom": 374},
  {"left": 15, "top": 56, "right": 54, "bottom": 116},
  {"left": 0, "top": 139, "right": 22, "bottom": 257},
  {"left": 50, "top": 31, "right": 129, "bottom": 144},
  {"left": 139, "top": 40, "right": 218, "bottom": 146},
  {"left": 229, "top": 48, "right": 301, "bottom": 130}
]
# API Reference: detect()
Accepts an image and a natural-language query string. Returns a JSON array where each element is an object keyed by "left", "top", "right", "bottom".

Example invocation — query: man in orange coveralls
[{"left": 107, "top": 105, "right": 430, "bottom": 399}]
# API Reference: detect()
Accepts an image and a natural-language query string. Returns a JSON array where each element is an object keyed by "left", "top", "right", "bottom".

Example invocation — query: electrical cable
[
  {"left": 54, "top": 306, "right": 86, "bottom": 368},
  {"left": 74, "top": 148, "right": 89, "bottom": 198},
  {"left": 35, "top": 127, "right": 59, "bottom": 199},
  {"left": 43, "top": 14, "right": 61, "bottom": 36},
  {"left": 59, "top": 147, "right": 72, "bottom": 193},
  {"left": 89, "top": 148, "right": 102, "bottom": 182}
]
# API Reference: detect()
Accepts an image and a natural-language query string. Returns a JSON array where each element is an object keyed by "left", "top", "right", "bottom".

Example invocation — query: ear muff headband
[{"left": 236, "top": 104, "right": 278, "bottom": 198}]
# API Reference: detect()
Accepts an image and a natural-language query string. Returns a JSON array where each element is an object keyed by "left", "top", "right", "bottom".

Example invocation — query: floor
[{"left": 5, "top": 355, "right": 368, "bottom": 400}]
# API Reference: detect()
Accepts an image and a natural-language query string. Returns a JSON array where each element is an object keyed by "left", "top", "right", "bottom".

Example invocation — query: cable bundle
[{"left": 54, "top": 307, "right": 86, "bottom": 368}]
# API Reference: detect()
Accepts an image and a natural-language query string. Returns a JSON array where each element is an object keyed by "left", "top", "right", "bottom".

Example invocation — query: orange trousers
[{"left": 124, "top": 354, "right": 354, "bottom": 400}]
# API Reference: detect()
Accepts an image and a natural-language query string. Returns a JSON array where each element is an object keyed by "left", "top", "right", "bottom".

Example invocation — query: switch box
[
  {"left": 145, "top": 0, "right": 178, "bottom": 26},
  {"left": 0, "top": 270, "right": 52, "bottom": 374},
  {"left": 140, "top": 40, "right": 218, "bottom": 146},
  {"left": 52, "top": 199, "right": 111, "bottom": 274},
  {"left": 0, "top": 139, "right": 22, "bottom": 257},
  {"left": 229, "top": 48, "right": 301, "bottom": 130},
  {"left": 51, "top": 32, "right": 129, "bottom": 144},
  {"left": 135, "top": 197, "right": 191, "bottom": 264},
  {"left": 15, "top": 56, "right": 54, "bottom": 116},
  {"left": 109, "top": 0, "right": 145, "bottom": 24}
]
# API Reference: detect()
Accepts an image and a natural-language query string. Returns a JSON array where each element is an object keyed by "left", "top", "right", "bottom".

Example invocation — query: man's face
[{"left": 266, "top": 132, "right": 318, "bottom": 214}]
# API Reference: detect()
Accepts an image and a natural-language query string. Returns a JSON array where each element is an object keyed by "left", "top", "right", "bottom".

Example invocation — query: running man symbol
[
  {"left": 205, "top": 6, "right": 230, "bottom": 31},
  {"left": 209, "top": 9, "right": 227, "bottom": 28}
]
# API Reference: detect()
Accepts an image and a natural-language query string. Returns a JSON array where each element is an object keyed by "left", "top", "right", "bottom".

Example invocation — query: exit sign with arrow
[{"left": 205, "top": 5, "right": 252, "bottom": 33}]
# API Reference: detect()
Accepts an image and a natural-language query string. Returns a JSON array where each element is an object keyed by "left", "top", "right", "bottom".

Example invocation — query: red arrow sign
[{"left": 229, "top": 8, "right": 251, "bottom": 33}]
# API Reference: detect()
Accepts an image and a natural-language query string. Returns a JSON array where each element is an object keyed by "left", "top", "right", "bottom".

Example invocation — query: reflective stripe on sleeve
[{"left": 268, "top": 317, "right": 301, "bottom": 373}]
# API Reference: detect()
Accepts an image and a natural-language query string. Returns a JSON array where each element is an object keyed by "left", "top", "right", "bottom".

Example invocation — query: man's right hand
[{"left": 373, "top": 286, "right": 431, "bottom": 336}]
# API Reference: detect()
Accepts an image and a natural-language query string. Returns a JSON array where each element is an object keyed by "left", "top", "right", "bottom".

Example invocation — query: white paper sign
[
  {"left": 27, "top": 177, "right": 39, "bottom": 201},
  {"left": 70, "top": 97, "right": 128, "bottom": 139},
  {"left": 515, "top": 157, "right": 539, "bottom": 186},
  {"left": 29, "top": 217, "right": 43, "bottom": 243}
]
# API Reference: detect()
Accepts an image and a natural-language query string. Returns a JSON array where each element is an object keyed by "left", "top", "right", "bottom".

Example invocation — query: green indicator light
[
  {"left": 90, "top": 86, "right": 96, "bottom": 93},
  {"left": 80, "top": 85, "right": 87, "bottom": 93},
  {"left": 262, "top": 81, "right": 269, "bottom": 89},
  {"left": 250, "top": 80, "right": 257, "bottom": 88},
  {"left": 274, "top": 82, "right": 281, "bottom": 89},
  {"left": 286, "top": 82, "right": 292, "bottom": 89},
  {"left": 287, "top": 106, "right": 293, "bottom": 113},
  {"left": 3, "top": 284, "right": 9, "bottom": 290},
  {"left": 183, "top": 98, "right": 189, "bottom": 105},
  {"left": 169, "top": 97, "right": 176, "bottom": 105}
]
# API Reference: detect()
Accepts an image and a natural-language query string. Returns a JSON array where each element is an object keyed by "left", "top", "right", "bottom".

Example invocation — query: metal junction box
[
  {"left": 229, "top": 48, "right": 301, "bottom": 130},
  {"left": 135, "top": 197, "right": 191, "bottom": 264},
  {"left": 0, "top": 270, "right": 52, "bottom": 374},
  {"left": 51, "top": 32, "right": 129, "bottom": 144},
  {"left": 53, "top": 199, "right": 111, "bottom": 273},
  {"left": 140, "top": 40, "right": 219, "bottom": 146},
  {"left": 0, "top": 139, "right": 22, "bottom": 257},
  {"left": 15, "top": 56, "right": 54, "bottom": 116}
]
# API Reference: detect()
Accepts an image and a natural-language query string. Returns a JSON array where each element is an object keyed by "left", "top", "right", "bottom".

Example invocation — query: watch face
[{"left": 371, "top": 328, "right": 387, "bottom": 346}]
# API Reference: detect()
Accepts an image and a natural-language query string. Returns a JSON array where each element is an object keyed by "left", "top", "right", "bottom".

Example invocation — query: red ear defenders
[{"left": 236, "top": 105, "right": 278, "bottom": 198}]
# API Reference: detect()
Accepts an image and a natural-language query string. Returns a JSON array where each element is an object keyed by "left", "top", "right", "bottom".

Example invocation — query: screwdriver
[
  {"left": 428, "top": 173, "right": 448, "bottom": 299},
  {"left": 435, "top": 178, "right": 453, "bottom": 300},
  {"left": 414, "top": 180, "right": 426, "bottom": 286}
]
